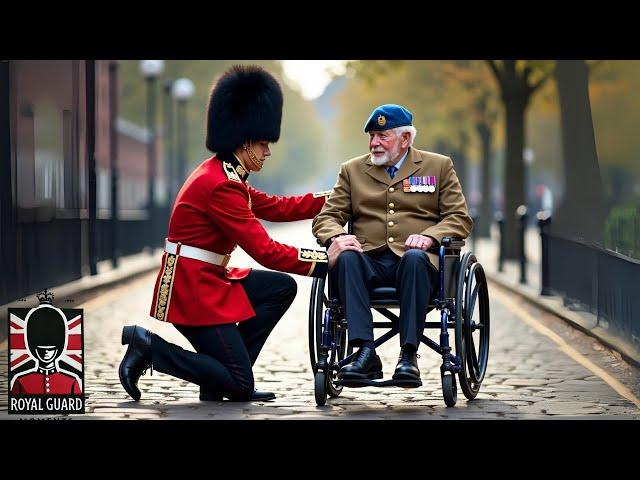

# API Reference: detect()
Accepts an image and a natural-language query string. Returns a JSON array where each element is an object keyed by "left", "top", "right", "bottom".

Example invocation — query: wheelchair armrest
[
  {"left": 441, "top": 237, "right": 465, "bottom": 249},
  {"left": 425, "top": 237, "right": 465, "bottom": 254}
]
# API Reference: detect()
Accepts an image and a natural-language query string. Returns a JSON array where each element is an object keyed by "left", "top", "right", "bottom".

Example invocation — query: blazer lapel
[
  {"left": 364, "top": 156, "right": 394, "bottom": 185},
  {"left": 394, "top": 147, "right": 421, "bottom": 184}
]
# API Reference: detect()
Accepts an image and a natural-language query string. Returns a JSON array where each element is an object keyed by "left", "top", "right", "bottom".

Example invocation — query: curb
[{"left": 486, "top": 271, "right": 640, "bottom": 368}]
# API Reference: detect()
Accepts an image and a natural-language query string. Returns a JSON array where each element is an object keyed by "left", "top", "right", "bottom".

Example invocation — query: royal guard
[{"left": 118, "top": 65, "right": 331, "bottom": 403}]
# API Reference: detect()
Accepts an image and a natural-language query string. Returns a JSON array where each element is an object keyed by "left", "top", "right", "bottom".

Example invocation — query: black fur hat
[{"left": 206, "top": 65, "right": 283, "bottom": 153}]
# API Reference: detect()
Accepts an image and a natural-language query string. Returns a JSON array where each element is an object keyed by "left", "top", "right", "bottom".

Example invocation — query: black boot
[
  {"left": 200, "top": 390, "right": 276, "bottom": 401},
  {"left": 199, "top": 390, "right": 224, "bottom": 401},
  {"left": 338, "top": 346, "right": 383, "bottom": 380},
  {"left": 392, "top": 346, "right": 420, "bottom": 380},
  {"left": 119, "top": 325, "right": 152, "bottom": 401}
]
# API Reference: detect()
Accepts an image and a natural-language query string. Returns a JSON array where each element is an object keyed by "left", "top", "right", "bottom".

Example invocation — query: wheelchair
[{"left": 309, "top": 234, "right": 490, "bottom": 407}]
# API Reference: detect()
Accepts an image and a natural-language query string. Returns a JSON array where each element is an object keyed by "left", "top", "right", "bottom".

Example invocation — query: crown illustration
[{"left": 36, "top": 288, "right": 55, "bottom": 304}]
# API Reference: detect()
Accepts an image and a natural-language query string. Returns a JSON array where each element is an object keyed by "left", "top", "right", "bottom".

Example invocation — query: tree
[
  {"left": 436, "top": 61, "right": 499, "bottom": 237},
  {"left": 553, "top": 60, "right": 605, "bottom": 243},
  {"left": 487, "top": 60, "right": 553, "bottom": 258}
]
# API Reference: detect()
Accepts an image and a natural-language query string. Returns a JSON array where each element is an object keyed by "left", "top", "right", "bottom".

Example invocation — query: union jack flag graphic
[{"left": 9, "top": 307, "right": 84, "bottom": 393}]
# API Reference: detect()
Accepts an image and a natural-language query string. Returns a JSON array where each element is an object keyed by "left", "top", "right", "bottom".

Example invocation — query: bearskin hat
[
  {"left": 205, "top": 65, "right": 283, "bottom": 153},
  {"left": 26, "top": 306, "right": 67, "bottom": 358}
]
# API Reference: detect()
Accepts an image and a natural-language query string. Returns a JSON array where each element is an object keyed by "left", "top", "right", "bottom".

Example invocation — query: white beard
[
  {"left": 370, "top": 142, "right": 402, "bottom": 166},
  {"left": 370, "top": 152, "right": 390, "bottom": 166}
]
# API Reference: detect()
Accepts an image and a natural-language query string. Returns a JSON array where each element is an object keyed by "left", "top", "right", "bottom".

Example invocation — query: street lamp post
[
  {"left": 172, "top": 78, "right": 195, "bottom": 192},
  {"left": 523, "top": 147, "right": 535, "bottom": 210},
  {"left": 139, "top": 60, "right": 164, "bottom": 253},
  {"left": 109, "top": 60, "right": 119, "bottom": 268},
  {"left": 163, "top": 79, "right": 175, "bottom": 206},
  {"left": 521, "top": 147, "right": 535, "bottom": 283}
]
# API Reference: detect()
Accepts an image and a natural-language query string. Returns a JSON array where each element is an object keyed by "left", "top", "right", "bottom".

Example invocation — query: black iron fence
[
  {"left": 544, "top": 230, "right": 640, "bottom": 348},
  {"left": 95, "top": 206, "right": 170, "bottom": 262},
  {"left": 0, "top": 207, "right": 171, "bottom": 307},
  {"left": 489, "top": 207, "right": 640, "bottom": 353}
]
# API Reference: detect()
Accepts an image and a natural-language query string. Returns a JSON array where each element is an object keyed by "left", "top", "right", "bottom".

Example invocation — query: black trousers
[
  {"left": 149, "top": 270, "right": 297, "bottom": 401},
  {"left": 332, "top": 248, "right": 438, "bottom": 350}
]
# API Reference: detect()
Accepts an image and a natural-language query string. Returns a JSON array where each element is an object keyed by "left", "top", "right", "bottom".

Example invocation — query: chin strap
[{"left": 242, "top": 142, "right": 264, "bottom": 171}]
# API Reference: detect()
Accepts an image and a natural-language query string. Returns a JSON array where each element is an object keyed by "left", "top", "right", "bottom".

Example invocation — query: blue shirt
[{"left": 392, "top": 149, "right": 409, "bottom": 172}]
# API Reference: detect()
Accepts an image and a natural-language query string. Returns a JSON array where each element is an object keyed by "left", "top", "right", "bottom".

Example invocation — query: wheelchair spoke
[
  {"left": 468, "top": 333, "right": 479, "bottom": 375},
  {"left": 468, "top": 281, "right": 480, "bottom": 322}
]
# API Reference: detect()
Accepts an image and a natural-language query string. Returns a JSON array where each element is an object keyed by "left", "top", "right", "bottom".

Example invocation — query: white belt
[{"left": 164, "top": 239, "right": 231, "bottom": 268}]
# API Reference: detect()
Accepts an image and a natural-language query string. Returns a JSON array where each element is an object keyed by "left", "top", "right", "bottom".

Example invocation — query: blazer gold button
[
  {"left": 388, "top": 221, "right": 394, "bottom": 227},
  {"left": 389, "top": 209, "right": 395, "bottom": 215},
  {"left": 388, "top": 237, "right": 394, "bottom": 242},
  {"left": 389, "top": 202, "right": 395, "bottom": 208},
  {"left": 389, "top": 187, "right": 395, "bottom": 192}
]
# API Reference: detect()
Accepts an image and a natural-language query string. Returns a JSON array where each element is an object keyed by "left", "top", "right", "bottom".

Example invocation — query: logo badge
[
  {"left": 8, "top": 289, "right": 85, "bottom": 415},
  {"left": 377, "top": 115, "right": 386, "bottom": 126}
]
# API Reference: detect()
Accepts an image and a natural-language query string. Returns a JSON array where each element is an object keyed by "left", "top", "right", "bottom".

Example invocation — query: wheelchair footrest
[{"left": 336, "top": 378, "right": 422, "bottom": 389}]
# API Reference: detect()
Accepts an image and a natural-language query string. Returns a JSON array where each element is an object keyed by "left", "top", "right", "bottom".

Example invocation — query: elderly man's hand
[
  {"left": 405, "top": 234, "right": 435, "bottom": 251},
  {"left": 327, "top": 235, "right": 363, "bottom": 270}
]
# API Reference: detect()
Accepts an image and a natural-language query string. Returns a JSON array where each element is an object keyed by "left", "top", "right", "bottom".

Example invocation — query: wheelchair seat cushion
[{"left": 370, "top": 287, "right": 399, "bottom": 301}]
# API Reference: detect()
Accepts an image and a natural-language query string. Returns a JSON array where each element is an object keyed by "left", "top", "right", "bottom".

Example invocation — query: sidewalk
[{"left": 470, "top": 226, "right": 640, "bottom": 367}]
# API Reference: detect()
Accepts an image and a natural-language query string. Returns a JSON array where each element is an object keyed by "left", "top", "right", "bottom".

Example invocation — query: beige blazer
[{"left": 312, "top": 147, "right": 473, "bottom": 269}]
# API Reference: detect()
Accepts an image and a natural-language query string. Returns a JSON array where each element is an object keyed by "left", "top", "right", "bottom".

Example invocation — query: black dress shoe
[
  {"left": 338, "top": 346, "right": 383, "bottom": 380},
  {"left": 249, "top": 390, "right": 276, "bottom": 401},
  {"left": 119, "top": 325, "right": 152, "bottom": 401},
  {"left": 199, "top": 390, "right": 276, "bottom": 402},
  {"left": 392, "top": 347, "right": 420, "bottom": 380}
]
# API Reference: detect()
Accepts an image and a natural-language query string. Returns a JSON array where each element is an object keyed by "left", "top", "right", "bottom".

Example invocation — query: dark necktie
[{"left": 387, "top": 165, "right": 398, "bottom": 179}]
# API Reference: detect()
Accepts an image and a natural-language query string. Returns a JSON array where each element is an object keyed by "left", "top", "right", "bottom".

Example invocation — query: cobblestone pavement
[{"left": 2, "top": 221, "right": 639, "bottom": 420}]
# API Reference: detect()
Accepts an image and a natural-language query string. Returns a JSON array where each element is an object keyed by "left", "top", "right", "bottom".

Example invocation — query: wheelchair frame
[{"left": 309, "top": 237, "right": 490, "bottom": 407}]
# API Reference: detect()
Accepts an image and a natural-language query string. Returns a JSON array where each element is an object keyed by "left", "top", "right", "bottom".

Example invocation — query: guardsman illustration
[
  {"left": 118, "top": 65, "right": 331, "bottom": 402},
  {"left": 11, "top": 302, "right": 82, "bottom": 395}
]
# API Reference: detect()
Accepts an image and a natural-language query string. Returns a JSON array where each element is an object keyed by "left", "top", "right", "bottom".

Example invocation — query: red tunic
[
  {"left": 11, "top": 369, "right": 82, "bottom": 395},
  {"left": 149, "top": 153, "right": 330, "bottom": 326}
]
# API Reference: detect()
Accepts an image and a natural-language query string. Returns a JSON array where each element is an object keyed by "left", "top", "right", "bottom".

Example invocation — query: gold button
[
  {"left": 388, "top": 237, "right": 394, "bottom": 242},
  {"left": 389, "top": 187, "right": 395, "bottom": 192},
  {"left": 389, "top": 209, "right": 395, "bottom": 215},
  {"left": 388, "top": 221, "right": 394, "bottom": 227},
  {"left": 389, "top": 203, "right": 395, "bottom": 208}
]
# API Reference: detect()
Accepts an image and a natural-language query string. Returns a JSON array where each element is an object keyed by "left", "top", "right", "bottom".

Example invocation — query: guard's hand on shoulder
[
  {"left": 405, "top": 234, "right": 434, "bottom": 251},
  {"left": 327, "top": 235, "right": 363, "bottom": 270}
]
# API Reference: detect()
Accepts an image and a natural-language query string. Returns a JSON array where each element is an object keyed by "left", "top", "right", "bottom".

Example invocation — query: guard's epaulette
[
  {"left": 223, "top": 161, "right": 242, "bottom": 183},
  {"left": 313, "top": 190, "right": 332, "bottom": 198}
]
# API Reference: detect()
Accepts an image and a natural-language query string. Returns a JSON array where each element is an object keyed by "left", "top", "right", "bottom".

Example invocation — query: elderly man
[{"left": 312, "top": 104, "right": 472, "bottom": 382}]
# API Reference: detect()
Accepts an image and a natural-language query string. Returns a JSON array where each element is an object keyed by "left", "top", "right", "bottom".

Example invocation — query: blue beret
[{"left": 364, "top": 104, "right": 413, "bottom": 132}]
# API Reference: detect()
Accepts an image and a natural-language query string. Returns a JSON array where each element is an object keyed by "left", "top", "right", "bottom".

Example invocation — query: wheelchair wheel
[
  {"left": 308, "top": 278, "right": 325, "bottom": 374},
  {"left": 309, "top": 278, "right": 347, "bottom": 400},
  {"left": 441, "top": 372, "right": 457, "bottom": 407},
  {"left": 315, "top": 371, "right": 328, "bottom": 406},
  {"left": 455, "top": 252, "right": 490, "bottom": 400}
]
